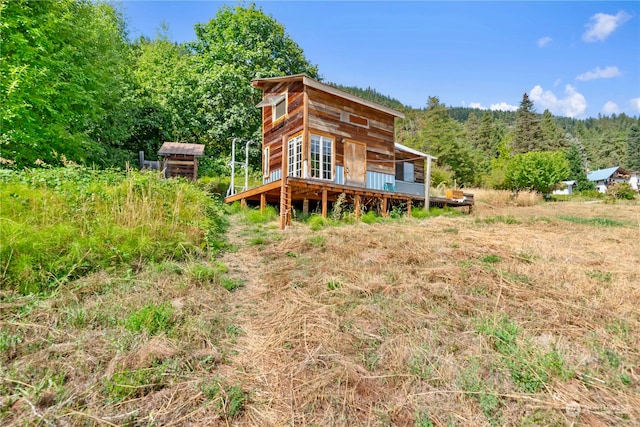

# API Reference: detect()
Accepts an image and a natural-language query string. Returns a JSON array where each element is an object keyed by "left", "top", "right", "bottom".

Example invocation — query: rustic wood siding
[
  {"left": 306, "top": 87, "right": 395, "bottom": 176},
  {"left": 261, "top": 81, "right": 305, "bottom": 173}
]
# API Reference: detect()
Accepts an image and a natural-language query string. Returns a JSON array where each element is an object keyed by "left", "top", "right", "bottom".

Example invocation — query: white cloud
[
  {"left": 602, "top": 101, "right": 620, "bottom": 115},
  {"left": 529, "top": 84, "right": 588, "bottom": 118},
  {"left": 631, "top": 97, "right": 640, "bottom": 112},
  {"left": 490, "top": 102, "right": 518, "bottom": 112},
  {"left": 469, "top": 102, "right": 486, "bottom": 109},
  {"left": 583, "top": 11, "right": 632, "bottom": 42},
  {"left": 537, "top": 36, "right": 552, "bottom": 47},
  {"left": 576, "top": 66, "right": 622, "bottom": 81}
]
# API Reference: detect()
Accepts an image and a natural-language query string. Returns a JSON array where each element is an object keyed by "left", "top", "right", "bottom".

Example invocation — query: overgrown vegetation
[{"left": 0, "top": 166, "right": 227, "bottom": 294}]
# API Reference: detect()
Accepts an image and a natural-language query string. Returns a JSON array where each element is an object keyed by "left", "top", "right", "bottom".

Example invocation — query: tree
[
  {"left": 189, "top": 4, "right": 318, "bottom": 165},
  {"left": 505, "top": 151, "right": 570, "bottom": 194},
  {"left": 540, "top": 109, "right": 567, "bottom": 151},
  {"left": 564, "top": 141, "right": 594, "bottom": 191},
  {"left": 1, "top": 0, "right": 133, "bottom": 167},
  {"left": 512, "top": 93, "right": 544, "bottom": 154},
  {"left": 626, "top": 124, "right": 640, "bottom": 170}
]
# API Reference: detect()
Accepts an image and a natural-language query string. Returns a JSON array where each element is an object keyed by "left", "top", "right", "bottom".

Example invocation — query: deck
[{"left": 225, "top": 177, "right": 473, "bottom": 229}]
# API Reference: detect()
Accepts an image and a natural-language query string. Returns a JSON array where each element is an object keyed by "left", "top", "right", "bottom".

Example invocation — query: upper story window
[{"left": 272, "top": 92, "right": 287, "bottom": 123}]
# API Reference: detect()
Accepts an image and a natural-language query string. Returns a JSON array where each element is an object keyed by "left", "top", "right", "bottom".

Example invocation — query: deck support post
[
  {"left": 406, "top": 199, "right": 412, "bottom": 217},
  {"left": 381, "top": 197, "right": 388, "bottom": 217},
  {"left": 354, "top": 194, "right": 361, "bottom": 219},
  {"left": 303, "top": 198, "right": 309, "bottom": 215},
  {"left": 241, "top": 199, "right": 247, "bottom": 210},
  {"left": 321, "top": 190, "right": 327, "bottom": 218},
  {"left": 260, "top": 193, "right": 266, "bottom": 214}
]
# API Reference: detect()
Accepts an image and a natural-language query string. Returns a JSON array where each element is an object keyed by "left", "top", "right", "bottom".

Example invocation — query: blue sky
[{"left": 121, "top": 1, "right": 640, "bottom": 119}]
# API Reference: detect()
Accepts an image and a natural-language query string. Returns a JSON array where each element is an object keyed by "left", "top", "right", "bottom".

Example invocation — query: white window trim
[
  {"left": 309, "top": 134, "right": 334, "bottom": 181},
  {"left": 287, "top": 134, "right": 302, "bottom": 178}
]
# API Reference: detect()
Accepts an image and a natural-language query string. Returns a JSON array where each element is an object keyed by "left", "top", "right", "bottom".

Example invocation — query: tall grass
[{"left": 0, "top": 166, "right": 227, "bottom": 294}]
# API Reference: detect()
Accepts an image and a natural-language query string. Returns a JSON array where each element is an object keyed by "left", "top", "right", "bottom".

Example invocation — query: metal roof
[
  {"left": 252, "top": 74, "right": 405, "bottom": 119},
  {"left": 158, "top": 142, "right": 205, "bottom": 157},
  {"left": 587, "top": 166, "right": 623, "bottom": 182},
  {"left": 394, "top": 142, "right": 435, "bottom": 159}
]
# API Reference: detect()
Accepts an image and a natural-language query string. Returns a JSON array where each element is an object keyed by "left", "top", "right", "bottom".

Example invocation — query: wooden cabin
[
  {"left": 225, "top": 74, "right": 469, "bottom": 229},
  {"left": 158, "top": 142, "right": 205, "bottom": 180}
]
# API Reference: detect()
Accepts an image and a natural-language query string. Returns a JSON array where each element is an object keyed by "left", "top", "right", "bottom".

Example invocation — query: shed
[{"left": 158, "top": 142, "right": 205, "bottom": 180}]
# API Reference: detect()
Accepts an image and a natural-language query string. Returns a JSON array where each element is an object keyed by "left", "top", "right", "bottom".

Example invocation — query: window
[
  {"left": 403, "top": 162, "right": 415, "bottom": 183},
  {"left": 263, "top": 147, "right": 270, "bottom": 178},
  {"left": 272, "top": 92, "right": 287, "bottom": 122},
  {"left": 287, "top": 134, "right": 302, "bottom": 177},
  {"left": 310, "top": 134, "right": 333, "bottom": 180},
  {"left": 396, "top": 161, "right": 415, "bottom": 182}
]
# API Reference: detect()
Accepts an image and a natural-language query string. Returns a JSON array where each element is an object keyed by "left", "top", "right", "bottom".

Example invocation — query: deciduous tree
[{"left": 505, "top": 151, "right": 569, "bottom": 194}]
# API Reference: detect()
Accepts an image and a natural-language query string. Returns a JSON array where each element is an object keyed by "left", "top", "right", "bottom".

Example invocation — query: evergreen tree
[
  {"left": 540, "top": 109, "right": 567, "bottom": 150},
  {"left": 625, "top": 124, "right": 640, "bottom": 170},
  {"left": 565, "top": 142, "right": 594, "bottom": 191},
  {"left": 513, "top": 93, "right": 544, "bottom": 154}
]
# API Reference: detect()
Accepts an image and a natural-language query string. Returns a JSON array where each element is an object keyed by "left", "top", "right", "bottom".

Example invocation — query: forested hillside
[{"left": 2, "top": 0, "right": 638, "bottom": 190}]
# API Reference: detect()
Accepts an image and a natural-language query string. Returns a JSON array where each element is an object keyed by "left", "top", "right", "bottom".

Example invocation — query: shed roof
[
  {"left": 252, "top": 74, "right": 405, "bottom": 119},
  {"left": 587, "top": 166, "right": 624, "bottom": 182},
  {"left": 394, "top": 142, "right": 435, "bottom": 160},
  {"left": 158, "top": 142, "right": 205, "bottom": 157}
]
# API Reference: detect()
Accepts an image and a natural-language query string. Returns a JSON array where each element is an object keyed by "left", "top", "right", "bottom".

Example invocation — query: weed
[
  {"left": 458, "top": 359, "right": 502, "bottom": 426},
  {"left": 225, "top": 324, "right": 243, "bottom": 337},
  {"left": 481, "top": 254, "right": 502, "bottom": 264},
  {"left": 0, "top": 329, "right": 22, "bottom": 352},
  {"left": 125, "top": 303, "right": 175, "bottom": 335},
  {"left": 188, "top": 261, "right": 228, "bottom": 285},
  {"left": 478, "top": 215, "right": 520, "bottom": 225},
  {"left": 220, "top": 276, "right": 243, "bottom": 291},
  {"left": 307, "top": 215, "right": 330, "bottom": 230},
  {"left": 326, "top": 280, "right": 342, "bottom": 291},
  {"left": 242, "top": 206, "right": 277, "bottom": 224},
  {"left": 307, "top": 235, "right": 326, "bottom": 249},
  {"left": 443, "top": 227, "right": 458, "bottom": 234},
  {"left": 285, "top": 251, "right": 297, "bottom": 258},
  {"left": 414, "top": 410, "right": 435, "bottom": 427},
  {"left": 361, "top": 211, "right": 381, "bottom": 224},
  {"left": 200, "top": 379, "right": 247, "bottom": 419},
  {"left": 587, "top": 269, "right": 612, "bottom": 283},
  {"left": 331, "top": 193, "right": 348, "bottom": 221},
  {"left": 250, "top": 236, "right": 266, "bottom": 246},
  {"left": 558, "top": 215, "right": 627, "bottom": 227},
  {"left": 105, "top": 366, "right": 165, "bottom": 401}
]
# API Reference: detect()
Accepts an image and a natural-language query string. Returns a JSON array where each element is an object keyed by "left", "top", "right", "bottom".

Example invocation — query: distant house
[
  {"left": 587, "top": 166, "right": 628, "bottom": 193},
  {"left": 224, "top": 74, "right": 472, "bottom": 229},
  {"left": 552, "top": 180, "right": 576, "bottom": 195}
]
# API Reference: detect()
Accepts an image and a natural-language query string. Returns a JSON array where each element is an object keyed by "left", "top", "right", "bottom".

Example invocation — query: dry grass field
[{"left": 1, "top": 198, "right": 639, "bottom": 426}]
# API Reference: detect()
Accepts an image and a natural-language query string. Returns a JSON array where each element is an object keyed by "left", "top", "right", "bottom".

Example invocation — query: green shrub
[
  {"left": 308, "top": 215, "right": 330, "bottom": 231},
  {"left": 361, "top": 211, "right": 381, "bottom": 224},
  {"left": 607, "top": 183, "right": 637, "bottom": 200}
]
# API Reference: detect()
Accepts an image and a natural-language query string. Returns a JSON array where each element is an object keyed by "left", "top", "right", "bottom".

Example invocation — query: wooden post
[
  {"left": 303, "top": 198, "right": 309, "bottom": 215},
  {"left": 407, "top": 199, "right": 412, "bottom": 217},
  {"left": 241, "top": 198, "right": 247, "bottom": 210},
  {"left": 425, "top": 155, "right": 435, "bottom": 211},
  {"left": 355, "top": 194, "right": 361, "bottom": 219},
  {"left": 381, "top": 197, "right": 388, "bottom": 217},
  {"left": 286, "top": 185, "right": 292, "bottom": 226},
  {"left": 321, "top": 189, "right": 328, "bottom": 218},
  {"left": 260, "top": 193, "right": 266, "bottom": 214}
]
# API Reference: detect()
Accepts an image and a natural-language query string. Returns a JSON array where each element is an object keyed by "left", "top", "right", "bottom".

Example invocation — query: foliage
[
  {"left": 1, "top": 0, "right": 134, "bottom": 167},
  {"left": 504, "top": 151, "right": 570, "bottom": 194},
  {"left": 625, "top": 124, "right": 640, "bottom": 170},
  {"left": 189, "top": 3, "right": 318, "bottom": 165},
  {"left": 557, "top": 215, "right": 628, "bottom": 227},
  {"left": 0, "top": 167, "right": 227, "bottom": 294},
  {"left": 606, "top": 183, "right": 637, "bottom": 200},
  {"left": 564, "top": 141, "right": 595, "bottom": 191},
  {"left": 512, "top": 93, "right": 544, "bottom": 153}
]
